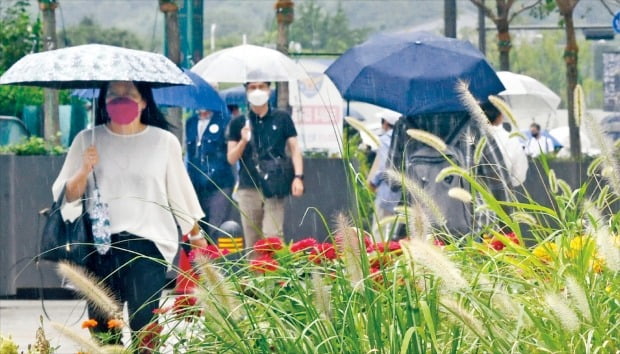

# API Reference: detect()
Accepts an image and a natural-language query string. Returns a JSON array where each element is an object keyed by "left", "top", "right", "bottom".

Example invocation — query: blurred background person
[{"left": 186, "top": 109, "right": 235, "bottom": 237}]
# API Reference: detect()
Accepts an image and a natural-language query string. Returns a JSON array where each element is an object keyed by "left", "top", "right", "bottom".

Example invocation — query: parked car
[{"left": 0, "top": 116, "right": 30, "bottom": 146}]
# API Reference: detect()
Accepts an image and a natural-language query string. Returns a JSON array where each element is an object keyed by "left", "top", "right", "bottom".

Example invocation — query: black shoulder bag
[
  {"left": 39, "top": 184, "right": 93, "bottom": 266},
  {"left": 248, "top": 123, "right": 295, "bottom": 198}
]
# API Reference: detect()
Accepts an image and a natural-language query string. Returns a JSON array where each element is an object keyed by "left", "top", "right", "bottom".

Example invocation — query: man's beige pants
[{"left": 235, "top": 188, "right": 285, "bottom": 258}]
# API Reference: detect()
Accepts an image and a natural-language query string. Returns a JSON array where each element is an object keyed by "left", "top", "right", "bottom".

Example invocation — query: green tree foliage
[
  {"left": 486, "top": 31, "right": 603, "bottom": 108},
  {"left": 63, "top": 17, "right": 145, "bottom": 49},
  {"left": 0, "top": 0, "right": 44, "bottom": 117},
  {"left": 263, "top": 1, "right": 370, "bottom": 54}
]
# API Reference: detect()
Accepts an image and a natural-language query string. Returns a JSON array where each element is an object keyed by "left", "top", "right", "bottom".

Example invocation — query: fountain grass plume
[
  {"left": 56, "top": 262, "right": 121, "bottom": 320},
  {"left": 440, "top": 298, "right": 487, "bottom": 338},
  {"left": 407, "top": 203, "right": 431, "bottom": 240},
  {"left": 456, "top": 80, "right": 492, "bottom": 136},
  {"left": 545, "top": 293, "right": 580, "bottom": 333},
  {"left": 474, "top": 136, "right": 487, "bottom": 165},
  {"left": 312, "top": 273, "right": 332, "bottom": 319},
  {"left": 583, "top": 105, "right": 620, "bottom": 197},
  {"left": 335, "top": 214, "right": 364, "bottom": 291},
  {"left": 565, "top": 276, "right": 592, "bottom": 322},
  {"left": 574, "top": 84, "right": 585, "bottom": 127},
  {"left": 400, "top": 238, "right": 469, "bottom": 292},
  {"left": 488, "top": 95, "right": 519, "bottom": 129},
  {"left": 586, "top": 202, "right": 620, "bottom": 272},
  {"left": 448, "top": 187, "right": 472, "bottom": 204},
  {"left": 193, "top": 254, "right": 243, "bottom": 321},
  {"left": 386, "top": 169, "right": 446, "bottom": 226},
  {"left": 345, "top": 116, "right": 380, "bottom": 148},
  {"left": 548, "top": 169, "right": 558, "bottom": 194},
  {"left": 510, "top": 211, "right": 537, "bottom": 226},
  {"left": 51, "top": 322, "right": 105, "bottom": 354},
  {"left": 406, "top": 129, "right": 447, "bottom": 152}
]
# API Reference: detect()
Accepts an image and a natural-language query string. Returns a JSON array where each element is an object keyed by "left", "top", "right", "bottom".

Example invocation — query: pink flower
[
  {"left": 250, "top": 255, "right": 279, "bottom": 273},
  {"left": 290, "top": 238, "right": 318, "bottom": 253},
  {"left": 254, "top": 237, "right": 284, "bottom": 254}
]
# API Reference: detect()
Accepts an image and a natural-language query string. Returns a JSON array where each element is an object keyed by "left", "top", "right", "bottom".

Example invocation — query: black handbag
[
  {"left": 248, "top": 122, "right": 295, "bottom": 198},
  {"left": 39, "top": 186, "right": 93, "bottom": 265},
  {"left": 256, "top": 156, "right": 295, "bottom": 198}
]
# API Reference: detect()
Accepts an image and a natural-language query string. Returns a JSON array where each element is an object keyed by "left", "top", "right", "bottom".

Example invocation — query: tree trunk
[
  {"left": 444, "top": 0, "right": 457, "bottom": 38},
  {"left": 496, "top": 25, "right": 511, "bottom": 71},
  {"left": 40, "top": 2, "right": 59, "bottom": 143},
  {"left": 275, "top": 0, "right": 294, "bottom": 112},
  {"left": 495, "top": 0, "right": 510, "bottom": 71},
  {"left": 559, "top": 2, "right": 581, "bottom": 159},
  {"left": 160, "top": 1, "right": 183, "bottom": 143}
]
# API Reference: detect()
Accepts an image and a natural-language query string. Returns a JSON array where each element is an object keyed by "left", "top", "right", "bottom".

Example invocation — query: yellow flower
[
  {"left": 591, "top": 258, "right": 604, "bottom": 273},
  {"left": 533, "top": 243, "right": 557, "bottom": 263},
  {"left": 570, "top": 236, "right": 592, "bottom": 251}
]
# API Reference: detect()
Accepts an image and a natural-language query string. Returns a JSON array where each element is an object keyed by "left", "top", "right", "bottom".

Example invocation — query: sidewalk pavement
[{"left": 0, "top": 299, "right": 90, "bottom": 353}]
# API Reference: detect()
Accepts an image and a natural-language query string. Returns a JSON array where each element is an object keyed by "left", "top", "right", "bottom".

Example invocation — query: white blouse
[{"left": 52, "top": 125, "right": 204, "bottom": 263}]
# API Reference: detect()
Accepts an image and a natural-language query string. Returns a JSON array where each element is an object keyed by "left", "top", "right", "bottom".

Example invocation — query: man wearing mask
[
  {"left": 368, "top": 109, "right": 401, "bottom": 242},
  {"left": 186, "top": 109, "right": 235, "bottom": 237},
  {"left": 227, "top": 82, "right": 304, "bottom": 256},
  {"left": 526, "top": 123, "right": 554, "bottom": 157}
]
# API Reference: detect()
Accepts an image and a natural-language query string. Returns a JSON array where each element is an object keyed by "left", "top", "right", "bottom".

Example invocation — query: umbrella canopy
[
  {"left": 72, "top": 70, "right": 226, "bottom": 112},
  {"left": 325, "top": 31, "right": 504, "bottom": 116},
  {"left": 0, "top": 44, "right": 191, "bottom": 89},
  {"left": 191, "top": 44, "right": 307, "bottom": 83},
  {"left": 497, "top": 71, "right": 561, "bottom": 120}
]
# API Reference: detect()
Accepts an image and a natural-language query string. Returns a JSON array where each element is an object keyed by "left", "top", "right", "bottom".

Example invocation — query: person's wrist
[
  {"left": 188, "top": 231, "right": 204, "bottom": 241},
  {"left": 294, "top": 174, "right": 304, "bottom": 181}
]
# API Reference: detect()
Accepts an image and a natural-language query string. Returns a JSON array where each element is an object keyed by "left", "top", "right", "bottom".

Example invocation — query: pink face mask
[{"left": 106, "top": 97, "right": 140, "bottom": 125}]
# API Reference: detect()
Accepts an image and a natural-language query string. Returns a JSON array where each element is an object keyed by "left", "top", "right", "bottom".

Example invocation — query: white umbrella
[
  {"left": 0, "top": 44, "right": 192, "bottom": 88},
  {"left": 497, "top": 71, "right": 561, "bottom": 123},
  {"left": 191, "top": 44, "right": 307, "bottom": 83}
]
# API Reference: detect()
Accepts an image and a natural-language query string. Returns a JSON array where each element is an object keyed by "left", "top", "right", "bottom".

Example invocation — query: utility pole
[
  {"left": 477, "top": 0, "right": 486, "bottom": 54},
  {"left": 444, "top": 0, "right": 457, "bottom": 38},
  {"left": 39, "top": 0, "right": 59, "bottom": 143},
  {"left": 159, "top": 0, "right": 183, "bottom": 142},
  {"left": 275, "top": 0, "right": 294, "bottom": 112}
]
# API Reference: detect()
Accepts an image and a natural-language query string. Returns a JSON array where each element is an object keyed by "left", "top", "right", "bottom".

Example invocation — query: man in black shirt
[{"left": 227, "top": 81, "right": 304, "bottom": 256}]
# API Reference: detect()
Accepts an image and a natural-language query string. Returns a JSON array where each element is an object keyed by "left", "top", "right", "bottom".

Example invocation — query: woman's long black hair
[{"left": 95, "top": 82, "right": 172, "bottom": 131}]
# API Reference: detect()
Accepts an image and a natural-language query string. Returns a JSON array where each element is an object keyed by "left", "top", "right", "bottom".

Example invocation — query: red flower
[
  {"left": 290, "top": 238, "right": 318, "bottom": 253},
  {"left": 138, "top": 322, "right": 163, "bottom": 352},
  {"left": 172, "top": 295, "right": 200, "bottom": 317},
  {"left": 374, "top": 241, "right": 401, "bottom": 253},
  {"left": 250, "top": 255, "right": 279, "bottom": 273},
  {"left": 81, "top": 319, "right": 98, "bottom": 329},
  {"left": 254, "top": 237, "right": 284, "bottom": 254},
  {"left": 188, "top": 245, "right": 230, "bottom": 262},
  {"left": 434, "top": 239, "right": 446, "bottom": 247},
  {"left": 486, "top": 232, "right": 520, "bottom": 251},
  {"left": 309, "top": 243, "right": 337, "bottom": 264}
]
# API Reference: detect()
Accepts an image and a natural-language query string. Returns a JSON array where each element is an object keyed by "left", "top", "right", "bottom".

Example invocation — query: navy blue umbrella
[
  {"left": 325, "top": 31, "right": 505, "bottom": 116},
  {"left": 72, "top": 69, "right": 227, "bottom": 112}
]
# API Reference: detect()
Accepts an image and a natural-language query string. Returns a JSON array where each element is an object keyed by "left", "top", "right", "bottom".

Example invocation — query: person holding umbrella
[
  {"left": 227, "top": 81, "right": 304, "bottom": 257},
  {"left": 52, "top": 81, "right": 206, "bottom": 340}
]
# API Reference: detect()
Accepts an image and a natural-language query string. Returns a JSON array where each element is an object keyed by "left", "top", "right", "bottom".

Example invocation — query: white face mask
[{"left": 247, "top": 89, "right": 269, "bottom": 107}]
